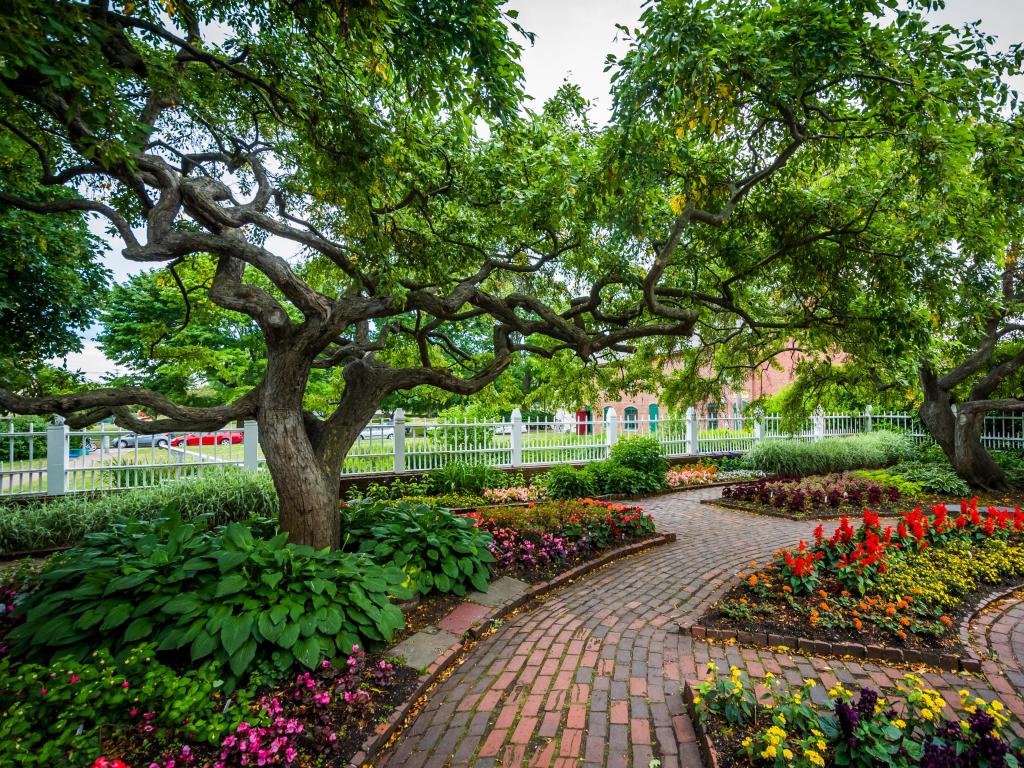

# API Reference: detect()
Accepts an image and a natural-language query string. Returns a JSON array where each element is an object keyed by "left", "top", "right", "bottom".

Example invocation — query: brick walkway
[
  {"left": 375, "top": 488, "right": 1024, "bottom": 768},
  {"left": 971, "top": 589, "right": 1024, "bottom": 711}
]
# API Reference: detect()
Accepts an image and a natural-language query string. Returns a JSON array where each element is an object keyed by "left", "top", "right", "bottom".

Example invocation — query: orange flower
[
  {"left": 900, "top": 617, "right": 911, "bottom": 627},
  {"left": 818, "top": 589, "right": 829, "bottom": 599},
  {"left": 840, "top": 590, "right": 851, "bottom": 598},
  {"left": 939, "top": 615, "right": 954, "bottom": 627},
  {"left": 896, "top": 600, "right": 908, "bottom": 610},
  {"left": 853, "top": 618, "right": 863, "bottom": 631},
  {"left": 819, "top": 601, "right": 830, "bottom": 611},
  {"left": 904, "top": 595, "right": 914, "bottom": 603},
  {"left": 851, "top": 610, "right": 860, "bottom": 618},
  {"left": 897, "top": 630, "right": 908, "bottom": 640},
  {"left": 748, "top": 575, "right": 759, "bottom": 587},
  {"left": 859, "top": 602, "right": 869, "bottom": 612},
  {"left": 885, "top": 604, "right": 897, "bottom": 617},
  {"left": 782, "top": 585, "right": 793, "bottom": 593}
]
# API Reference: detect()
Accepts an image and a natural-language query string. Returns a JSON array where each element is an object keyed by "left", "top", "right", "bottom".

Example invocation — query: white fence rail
[{"left": 3, "top": 407, "right": 1023, "bottom": 497}]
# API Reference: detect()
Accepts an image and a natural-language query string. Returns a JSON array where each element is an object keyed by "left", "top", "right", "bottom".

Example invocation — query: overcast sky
[{"left": 63, "top": 0, "right": 1024, "bottom": 378}]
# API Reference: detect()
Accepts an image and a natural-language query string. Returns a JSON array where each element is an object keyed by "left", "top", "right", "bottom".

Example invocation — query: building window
[
  {"left": 648, "top": 403, "right": 659, "bottom": 432},
  {"left": 707, "top": 403, "right": 719, "bottom": 430},
  {"left": 624, "top": 407, "right": 639, "bottom": 432}
]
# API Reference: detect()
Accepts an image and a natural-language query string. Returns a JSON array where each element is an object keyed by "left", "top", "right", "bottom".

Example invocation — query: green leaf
[
  {"left": 163, "top": 593, "right": 203, "bottom": 615},
  {"left": 100, "top": 602, "right": 132, "bottom": 630},
  {"left": 293, "top": 635, "right": 321, "bottom": 669},
  {"left": 123, "top": 617, "right": 153, "bottom": 642},
  {"left": 191, "top": 629, "right": 218, "bottom": 661},
  {"left": 215, "top": 573, "right": 248, "bottom": 598},
  {"left": 229, "top": 638, "right": 258, "bottom": 678},
  {"left": 277, "top": 621, "right": 301, "bottom": 649},
  {"left": 441, "top": 556, "right": 459, "bottom": 579},
  {"left": 221, "top": 613, "right": 254, "bottom": 656},
  {"left": 105, "top": 569, "right": 154, "bottom": 592}
]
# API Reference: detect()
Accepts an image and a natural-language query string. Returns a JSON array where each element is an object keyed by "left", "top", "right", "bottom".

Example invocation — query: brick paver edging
[
  {"left": 682, "top": 623, "right": 976, "bottom": 673},
  {"left": 681, "top": 681, "right": 723, "bottom": 768},
  {"left": 346, "top": 532, "right": 678, "bottom": 768},
  {"left": 961, "top": 582, "right": 1024, "bottom": 658}
]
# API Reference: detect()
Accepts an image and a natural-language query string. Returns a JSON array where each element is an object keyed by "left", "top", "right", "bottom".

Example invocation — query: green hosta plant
[
  {"left": 7, "top": 517, "right": 410, "bottom": 685},
  {"left": 342, "top": 501, "right": 494, "bottom": 596}
]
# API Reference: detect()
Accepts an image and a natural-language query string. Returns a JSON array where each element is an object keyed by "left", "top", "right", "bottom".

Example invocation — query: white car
[
  {"left": 359, "top": 424, "right": 395, "bottom": 440},
  {"left": 492, "top": 422, "right": 528, "bottom": 435}
]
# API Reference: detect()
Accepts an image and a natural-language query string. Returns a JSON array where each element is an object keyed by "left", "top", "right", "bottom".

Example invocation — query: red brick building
[{"left": 565, "top": 349, "right": 804, "bottom": 434}]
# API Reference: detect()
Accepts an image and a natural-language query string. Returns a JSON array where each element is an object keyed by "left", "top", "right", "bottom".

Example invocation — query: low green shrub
[
  {"left": 544, "top": 463, "right": 597, "bottom": 500},
  {"left": 744, "top": 431, "right": 914, "bottom": 476},
  {"left": 0, "top": 469, "right": 279, "bottom": 554},
  {"left": 341, "top": 500, "right": 494, "bottom": 595},
  {"left": 7, "top": 516, "right": 409, "bottom": 685},
  {"left": 423, "top": 461, "right": 505, "bottom": 496},
  {"left": 0, "top": 644, "right": 253, "bottom": 766},
  {"left": 888, "top": 461, "right": 971, "bottom": 496},
  {"left": 587, "top": 462, "right": 664, "bottom": 496},
  {"left": 608, "top": 436, "right": 667, "bottom": 475},
  {"left": 849, "top": 469, "right": 925, "bottom": 497},
  {"left": 993, "top": 450, "right": 1024, "bottom": 488}
]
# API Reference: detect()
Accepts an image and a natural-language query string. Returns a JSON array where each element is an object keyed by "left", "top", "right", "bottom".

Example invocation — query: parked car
[
  {"left": 492, "top": 422, "right": 528, "bottom": 435},
  {"left": 358, "top": 424, "right": 395, "bottom": 440},
  {"left": 112, "top": 433, "right": 170, "bottom": 449},
  {"left": 170, "top": 431, "right": 243, "bottom": 447}
]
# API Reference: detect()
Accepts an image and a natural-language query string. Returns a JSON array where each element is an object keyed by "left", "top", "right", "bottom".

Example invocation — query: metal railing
[{"left": 3, "top": 406, "right": 1022, "bottom": 497}]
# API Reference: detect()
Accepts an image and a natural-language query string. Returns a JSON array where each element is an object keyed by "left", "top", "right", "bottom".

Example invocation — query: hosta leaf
[
  {"left": 191, "top": 629, "right": 218, "bottom": 661},
  {"left": 229, "top": 638, "right": 258, "bottom": 678},
  {"left": 221, "top": 614, "right": 254, "bottom": 656},
  {"left": 123, "top": 617, "right": 153, "bottom": 642},
  {"left": 100, "top": 603, "right": 132, "bottom": 630},
  {"left": 215, "top": 573, "right": 248, "bottom": 598},
  {"left": 293, "top": 635, "right": 320, "bottom": 669}
]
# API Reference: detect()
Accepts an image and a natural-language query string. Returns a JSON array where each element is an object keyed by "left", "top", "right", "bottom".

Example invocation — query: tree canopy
[{"left": 1, "top": 0, "right": 1020, "bottom": 544}]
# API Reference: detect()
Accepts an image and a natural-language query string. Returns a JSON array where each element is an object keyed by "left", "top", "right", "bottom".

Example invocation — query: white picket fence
[{"left": 2, "top": 407, "right": 1022, "bottom": 498}]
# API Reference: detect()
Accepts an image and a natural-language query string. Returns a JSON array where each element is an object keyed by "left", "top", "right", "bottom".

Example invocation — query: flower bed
[
  {"left": 719, "top": 474, "right": 905, "bottom": 519},
  {"left": 699, "top": 499, "right": 1024, "bottom": 653},
  {"left": 690, "top": 663, "right": 1022, "bottom": 768},
  {"left": 468, "top": 498, "right": 657, "bottom": 582},
  {"left": 0, "top": 640, "right": 417, "bottom": 768}
]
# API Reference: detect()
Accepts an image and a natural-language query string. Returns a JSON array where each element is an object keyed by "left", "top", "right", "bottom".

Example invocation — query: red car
[{"left": 170, "top": 431, "right": 243, "bottom": 447}]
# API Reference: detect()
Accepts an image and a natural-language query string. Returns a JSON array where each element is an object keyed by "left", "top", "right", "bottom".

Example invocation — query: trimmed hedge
[
  {"left": 0, "top": 469, "right": 278, "bottom": 554},
  {"left": 744, "top": 431, "right": 914, "bottom": 477}
]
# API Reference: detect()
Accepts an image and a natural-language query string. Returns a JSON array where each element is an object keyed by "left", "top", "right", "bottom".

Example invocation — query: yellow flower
[
  {"left": 894, "top": 719, "right": 907, "bottom": 729},
  {"left": 922, "top": 709, "right": 935, "bottom": 720},
  {"left": 741, "top": 737, "right": 752, "bottom": 748},
  {"left": 804, "top": 678, "right": 817, "bottom": 687},
  {"left": 783, "top": 749, "right": 794, "bottom": 760},
  {"left": 806, "top": 750, "right": 825, "bottom": 767},
  {"left": 762, "top": 746, "right": 777, "bottom": 759}
]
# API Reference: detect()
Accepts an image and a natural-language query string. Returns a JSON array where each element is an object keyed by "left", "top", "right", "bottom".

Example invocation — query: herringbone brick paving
[{"left": 375, "top": 488, "right": 1024, "bottom": 768}]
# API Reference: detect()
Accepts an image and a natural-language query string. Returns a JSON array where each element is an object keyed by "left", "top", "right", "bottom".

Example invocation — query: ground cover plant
[
  {"left": 721, "top": 474, "right": 904, "bottom": 519},
  {"left": 0, "top": 639, "right": 415, "bottom": 768},
  {"left": 692, "top": 663, "right": 1022, "bottom": 768},
  {"left": 701, "top": 499, "right": 1024, "bottom": 652},
  {"left": 467, "top": 498, "right": 657, "bottom": 581},
  {"left": 0, "top": 470, "right": 278, "bottom": 554}
]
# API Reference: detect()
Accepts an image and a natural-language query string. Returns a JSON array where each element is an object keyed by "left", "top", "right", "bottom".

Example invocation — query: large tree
[{"left": 0, "top": 0, "right": 1014, "bottom": 547}]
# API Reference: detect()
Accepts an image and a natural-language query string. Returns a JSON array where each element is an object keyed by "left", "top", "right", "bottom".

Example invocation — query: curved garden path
[{"left": 375, "top": 488, "right": 1024, "bottom": 768}]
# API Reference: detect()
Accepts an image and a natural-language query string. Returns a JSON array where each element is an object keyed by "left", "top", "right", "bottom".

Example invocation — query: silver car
[
  {"left": 358, "top": 424, "right": 395, "bottom": 440},
  {"left": 112, "top": 432, "right": 171, "bottom": 449}
]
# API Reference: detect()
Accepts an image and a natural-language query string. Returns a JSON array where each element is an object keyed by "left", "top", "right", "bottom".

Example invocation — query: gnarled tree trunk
[{"left": 953, "top": 408, "right": 1008, "bottom": 492}]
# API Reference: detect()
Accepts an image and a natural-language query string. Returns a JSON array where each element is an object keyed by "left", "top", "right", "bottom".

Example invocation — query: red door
[{"left": 575, "top": 409, "right": 589, "bottom": 435}]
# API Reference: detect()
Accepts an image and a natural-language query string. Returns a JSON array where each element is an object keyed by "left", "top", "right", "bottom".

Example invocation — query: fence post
[
  {"left": 46, "top": 417, "right": 68, "bottom": 496},
  {"left": 753, "top": 409, "right": 763, "bottom": 443},
  {"left": 606, "top": 408, "right": 618, "bottom": 455},
  {"left": 243, "top": 419, "right": 259, "bottom": 471},
  {"left": 510, "top": 408, "right": 523, "bottom": 467},
  {"left": 863, "top": 404, "right": 873, "bottom": 433},
  {"left": 685, "top": 406, "right": 698, "bottom": 455},
  {"left": 813, "top": 407, "right": 825, "bottom": 442},
  {"left": 392, "top": 409, "right": 406, "bottom": 473}
]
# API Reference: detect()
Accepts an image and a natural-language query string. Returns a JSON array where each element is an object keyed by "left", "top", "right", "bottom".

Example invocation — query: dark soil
[
  {"left": 700, "top": 575, "right": 1024, "bottom": 655},
  {"left": 330, "top": 662, "right": 420, "bottom": 764},
  {"left": 491, "top": 533, "right": 660, "bottom": 585},
  {"left": 708, "top": 492, "right": 1024, "bottom": 522}
]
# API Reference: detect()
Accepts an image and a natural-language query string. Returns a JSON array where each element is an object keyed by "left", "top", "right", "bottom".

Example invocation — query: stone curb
[
  {"left": 681, "top": 622, "right": 975, "bottom": 673},
  {"left": 347, "top": 532, "right": 678, "bottom": 767},
  {"left": 682, "top": 680, "right": 722, "bottom": 768}
]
